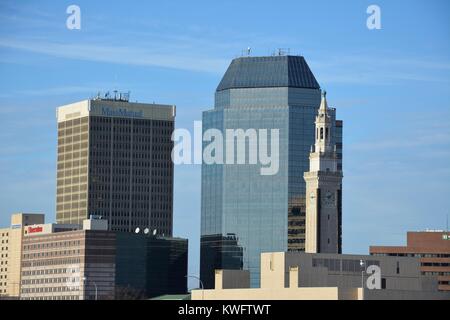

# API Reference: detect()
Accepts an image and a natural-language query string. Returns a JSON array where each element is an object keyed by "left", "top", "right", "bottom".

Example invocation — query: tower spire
[
  {"left": 319, "top": 90, "right": 328, "bottom": 114},
  {"left": 315, "top": 90, "right": 332, "bottom": 153}
]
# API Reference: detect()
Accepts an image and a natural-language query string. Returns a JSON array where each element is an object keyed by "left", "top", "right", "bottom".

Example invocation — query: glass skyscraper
[{"left": 200, "top": 55, "right": 343, "bottom": 288}]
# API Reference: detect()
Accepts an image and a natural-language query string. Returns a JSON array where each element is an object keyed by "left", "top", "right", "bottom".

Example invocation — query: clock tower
[{"left": 304, "top": 91, "right": 343, "bottom": 253}]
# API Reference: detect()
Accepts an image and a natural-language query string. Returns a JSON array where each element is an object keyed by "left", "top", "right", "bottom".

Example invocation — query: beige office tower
[
  {"left": 304, "top": 92, "right": 343, "bottom": 254},
  {"left": 56, "top": 96, "right": 175, "bottom": 235},
  {"left": 0, "top": 213, "right": 45, "bottom": 298}
]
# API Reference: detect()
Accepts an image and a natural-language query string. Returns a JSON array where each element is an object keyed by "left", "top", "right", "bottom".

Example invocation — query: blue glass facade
[{"left": 200, "top": 56, "right": 341, "bottom": 288}]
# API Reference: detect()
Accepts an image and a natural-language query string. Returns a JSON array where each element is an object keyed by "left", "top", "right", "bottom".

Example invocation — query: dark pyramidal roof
[{"left": 216, "top": 55, "right": 320, "bottom": 92}]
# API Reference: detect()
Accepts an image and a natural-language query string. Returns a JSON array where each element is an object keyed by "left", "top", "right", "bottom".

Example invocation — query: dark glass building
[
  {"left": 115, "top": 233, "right": 188, "bottom": 298},
  {"left": 200, "top": 55, "right": 343, "bottom": 287},
  {"left": 56, "top": 97, "right": 175, "bottom": 235}
]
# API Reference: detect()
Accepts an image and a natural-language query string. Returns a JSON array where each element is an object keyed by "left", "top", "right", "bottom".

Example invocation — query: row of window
[
  {"left": 288, "top": 229, "right": 305, "bottom": 236},
  {"left": 91, "top": 135, "right": 173, "bottom": 144},
  {"left": 57, "top": 194, "right": 87, "bottom": 203},
  {"left": 59, "top": 116, "right": 88, "bottom": 127},
  {"left": 57, "top": 171, "right": 88, "bottom": 180},
  {"left": 22, "top": 285, "right": 80, "bottom": 293},
  {"left": 58, "top": 203, "right": 87, "bottom": 211},
  {"left": 22, "top": 258, "right": 81, "bottom": 268},
  {"left": 288, "top": 239, "right": 305, "bottom": 244},
  {"left": 422, "top": 271, "right": 450, "bottom": 276},
  {"left": 22, "top": 267, "right": 78, "bottom": 277},
  {"left": 58, "top": 144, "right": 89, "bottom": 154},
  {"left": 422, "top": 262, "right": 450, "bottom": 267},
  {"left": 58, "top": 133, "right": 89, "bottom": 145},
  {"left": 24, "top": 249, "right": 81, "bottom": 259},
  {"left": 24, "top": 240, "right": 82, "bottom": 251},
  {"left": 313, "top": 258, "right": 380, "bottom": 273},
  {"left": 56, "top": 184, "right": 88, "bottom": 193},
  {"left": 22, "top": 295, "right": 80, "bottom": 300},
  {"left": 374, "top": 253, "right": 450, "bottom": 258}
]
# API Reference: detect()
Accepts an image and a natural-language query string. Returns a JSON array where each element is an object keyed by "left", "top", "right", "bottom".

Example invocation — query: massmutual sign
[{"left": 101, "top": 106, "right": 144, "bottom": 119}]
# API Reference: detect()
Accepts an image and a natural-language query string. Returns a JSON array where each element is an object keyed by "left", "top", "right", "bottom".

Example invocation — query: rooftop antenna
[{"left": 277, "top": 48, "right": 291, "bottom": 56}]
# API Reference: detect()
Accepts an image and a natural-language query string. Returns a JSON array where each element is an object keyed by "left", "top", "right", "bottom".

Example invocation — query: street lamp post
[
  {"left": 360, "top": 260, "right": 365, "bottom": 300},
  {"left": 185, "top": 275, "right": 204, "bottom": 300}
]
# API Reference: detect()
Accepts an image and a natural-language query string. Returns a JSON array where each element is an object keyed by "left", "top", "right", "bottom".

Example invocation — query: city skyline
[{"left": 1, "top": 0, "right": 450, "bottom": 287}]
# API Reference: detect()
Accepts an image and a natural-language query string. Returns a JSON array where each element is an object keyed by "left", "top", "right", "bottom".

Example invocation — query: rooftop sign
[
  {"left": 101, "top": 106, "right": 143, "bottom": 119},
  {"left": 28, "top": 226, "right": 43, "bottom": 234}
]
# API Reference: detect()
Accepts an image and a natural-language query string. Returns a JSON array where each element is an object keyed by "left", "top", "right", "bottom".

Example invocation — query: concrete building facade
[
  {"left": 56, "top": 97, "right": 175, "bottom": 235},
  {"left": 192, "top": 252, "right": 450, "bottom": 300},
  {"left": 370, "top": 230, "right": 450, "bottom": 292},
  {"left": 0, "top": 213, "right": 45, "bottom": 299},
  {"left": 0, "top": 227, "right": 9, "bottom": 296},
  {"left": 20, "top": 228, "right": 116, "bottom": 300}
]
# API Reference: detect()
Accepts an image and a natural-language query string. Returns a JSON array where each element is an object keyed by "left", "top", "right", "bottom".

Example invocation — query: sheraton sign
[{"left": 28, "top": 226, "right": 43, "bottom": 234}]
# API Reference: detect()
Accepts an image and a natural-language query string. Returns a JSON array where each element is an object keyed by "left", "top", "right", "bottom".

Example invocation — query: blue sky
[{"left": 0, "top": 0, "right": 449, "bottom": 285}]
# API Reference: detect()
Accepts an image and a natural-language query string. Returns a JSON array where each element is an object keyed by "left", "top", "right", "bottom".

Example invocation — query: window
[{"left": 381, "top": 278, "right": 386, "bottom": 289}]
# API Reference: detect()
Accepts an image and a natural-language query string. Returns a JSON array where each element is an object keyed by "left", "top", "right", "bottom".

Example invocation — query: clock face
[
  {"left": 324, "top": 190, "right": 335, "bottom": 207},
  {"left": 309, "top": 192, "right": 316, "bottom": 203}
]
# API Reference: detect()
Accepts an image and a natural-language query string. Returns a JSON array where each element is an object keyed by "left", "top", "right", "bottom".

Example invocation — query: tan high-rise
[{"left": 56, "top": 97, "right": 175, "bottom": 235}]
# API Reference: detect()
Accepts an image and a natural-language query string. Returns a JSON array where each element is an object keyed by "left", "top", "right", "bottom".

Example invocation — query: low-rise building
[
  {"left": 370, "top": 230, "right": 450, "bottom": 292},
  {"left": 20, "top": 227, "right": 115, "bottom": 300},
  {"left": 19, "top": 217, "right": 187, "bottom": 300},
  {"left": 0, "top": 213, "right": 45, "bottom": 299},
  {"left": 192, "top": 252, "right": 450, "bottom": 300},
  {"left": 1, "top": 213, "right": 189, "bottom": 300}
]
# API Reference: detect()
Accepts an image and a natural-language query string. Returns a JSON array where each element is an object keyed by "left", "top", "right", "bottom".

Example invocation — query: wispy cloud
[
  {"left": 2, "top": 85, "right": 99, "bottom": 97},
  {"left": 0, "top": 38, "right": 229, "bottom": 73},
  {"left": 348, "top": 132, "right": 450, "bottom": 151},
  {"left": 309, "top": 53, "right": 450, "bottom": 85}
]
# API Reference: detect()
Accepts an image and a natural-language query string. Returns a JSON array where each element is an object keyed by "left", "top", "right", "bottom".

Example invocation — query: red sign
[{"left": 28, "top": 226, "right": 43, "bottom": 234}]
